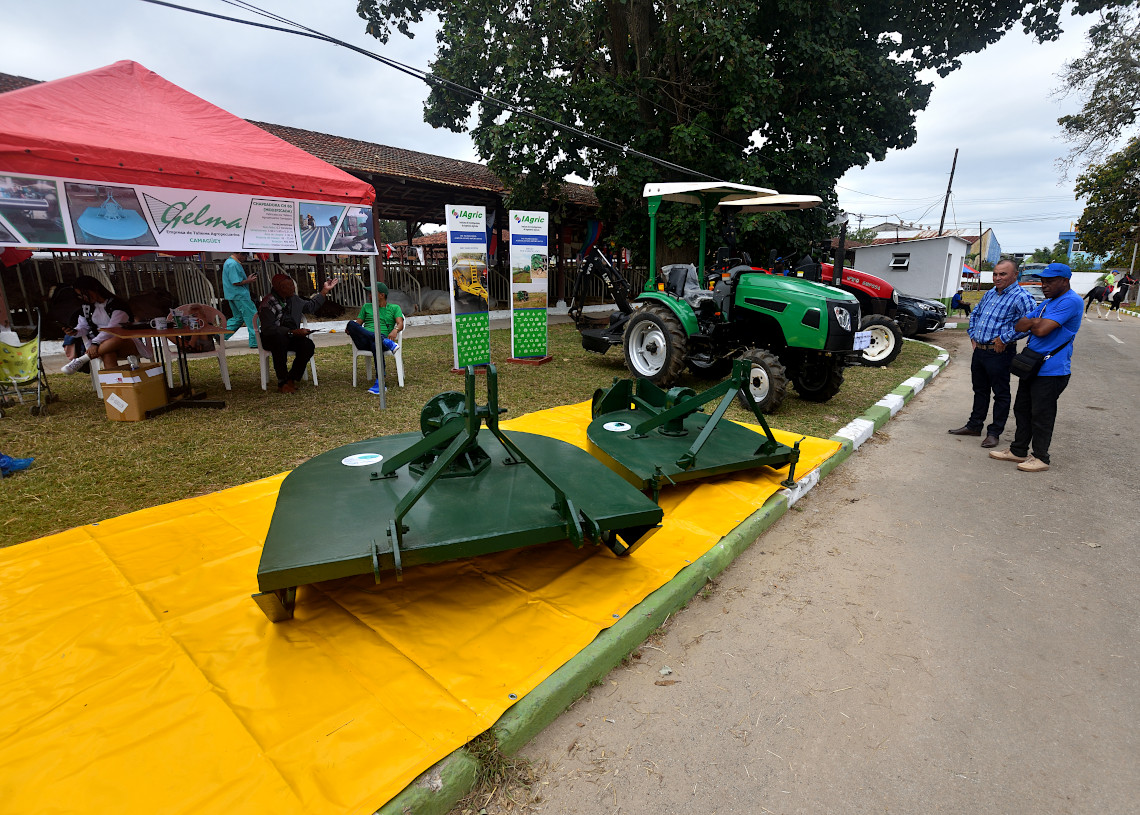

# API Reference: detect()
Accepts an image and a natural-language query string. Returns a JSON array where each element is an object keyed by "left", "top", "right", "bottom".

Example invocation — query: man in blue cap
[{"left": 989, "top": 262, "right": 1082, "bottom": 472}]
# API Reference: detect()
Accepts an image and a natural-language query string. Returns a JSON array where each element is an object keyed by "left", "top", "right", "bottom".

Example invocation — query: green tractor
[{"left": 569, "top": 182, "right": 866, "bottom": 412}]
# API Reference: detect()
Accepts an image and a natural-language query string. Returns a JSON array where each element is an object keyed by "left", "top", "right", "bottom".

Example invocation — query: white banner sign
[
  {"left": 0, "top": 172, "right": 376, "bottom": 254},
  {"left": 509, "top": 210, "right": 550, "bottom": 359},
  {"left": 444, "top": 204, "right": 491, "bottom": 368}
]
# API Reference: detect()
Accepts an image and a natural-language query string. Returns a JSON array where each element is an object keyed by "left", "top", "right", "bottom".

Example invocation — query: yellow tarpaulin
[{"left": 0, "top": 401, "right": 838, "bottom": 814}]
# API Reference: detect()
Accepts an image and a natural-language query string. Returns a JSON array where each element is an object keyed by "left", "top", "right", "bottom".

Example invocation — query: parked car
[
  {"left": 1018, "top": 272, "right": 1046, "bottom": 304},
  {"left": 895, "top": 293, "right": 947, "bottom": 336}
]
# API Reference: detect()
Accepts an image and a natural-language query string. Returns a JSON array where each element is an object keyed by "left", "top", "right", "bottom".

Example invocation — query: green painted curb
[
  {"left": 863, "top": 404, "right": 892, "bottom": 430},
  {"left": 376, "top": 750, "right": 479, "bottom": 815}
]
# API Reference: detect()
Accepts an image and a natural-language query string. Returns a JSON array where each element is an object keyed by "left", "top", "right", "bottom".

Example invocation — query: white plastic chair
[
  {"left": 253, "top": 313, "right": 318, "bottom": 390},
  {"left": 351, "top": 326, "right": 404, "bottom": 388},
  {"left": 162, "top": 304, "right": 231, "bottom": 391}
]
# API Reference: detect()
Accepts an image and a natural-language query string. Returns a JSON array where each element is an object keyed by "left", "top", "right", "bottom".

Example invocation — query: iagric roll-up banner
[
  {"left": 0, "top": 173, "right": 377, "bottom": 254},
  {"left": 509, "top": 210, "right": 550, "bottom": 358},
  {"left": 444, "top": 204, "right": 491, "bottom": 368}
]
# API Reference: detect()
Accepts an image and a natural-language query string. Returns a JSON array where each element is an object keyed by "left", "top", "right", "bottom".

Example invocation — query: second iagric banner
[{"left": 509, "top": 210, "right": 549, "bottom": 359}]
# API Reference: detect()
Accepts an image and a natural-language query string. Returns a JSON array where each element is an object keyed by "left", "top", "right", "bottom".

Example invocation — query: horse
[{"left": 1084, "top": 285, "right": 1110, "bottom": 319}]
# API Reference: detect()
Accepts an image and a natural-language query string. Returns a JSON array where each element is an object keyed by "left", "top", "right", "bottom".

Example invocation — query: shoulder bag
[{"left": 1009, "top": 301, "right": 1074, "bottom": 379}]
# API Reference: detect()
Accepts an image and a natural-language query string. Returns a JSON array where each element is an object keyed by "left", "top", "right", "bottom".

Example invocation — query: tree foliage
[
  {"left": 1056, "top": 6, "right": 1140, "bottom": 173},
  {"left": 358, "top": 0, "right": 1119, "bottom": 260},
  {"left": 1074, "top": 137, "right": 1140, "bottom": 258}
]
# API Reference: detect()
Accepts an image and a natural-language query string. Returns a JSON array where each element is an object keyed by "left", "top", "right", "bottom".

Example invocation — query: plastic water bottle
[{"left": 128, "top": 355, "right": 140, "bottom": 370}]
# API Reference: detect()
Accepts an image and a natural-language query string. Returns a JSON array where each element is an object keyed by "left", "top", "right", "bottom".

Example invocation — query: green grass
[{"left": 0, "top": 323, "right": 939, "bottom": 547}]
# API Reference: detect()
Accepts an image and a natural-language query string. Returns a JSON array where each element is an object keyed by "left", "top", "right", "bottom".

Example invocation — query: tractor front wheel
[
  {"left": 623, "top": 304, "right": 687, "bottom": 387},
  {"left": 859, "top": 315, "right": 903, "bottom": 367},
  {"left": 735, "top": 348, "right": 789, "bottom": 414},
  {"left": 792, "top": 356, "right": 844, "bottom": 403}
]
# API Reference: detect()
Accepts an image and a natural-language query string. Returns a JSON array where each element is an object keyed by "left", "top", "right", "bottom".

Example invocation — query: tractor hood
[{"left": 820, "top": 263, "right": 896, "bottom": 300}]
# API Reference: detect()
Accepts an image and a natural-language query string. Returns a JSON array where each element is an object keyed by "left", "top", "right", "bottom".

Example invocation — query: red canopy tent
[{"left": 0, "top": 60, "right": 374, "bottom": 204}]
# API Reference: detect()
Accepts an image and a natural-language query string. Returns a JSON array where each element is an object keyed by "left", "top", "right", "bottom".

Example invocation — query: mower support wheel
[
  {"left": 623, "top": 304, "right": 687, "bottom": 387},
  {"left": 735, "top": 348, "right": 789, "bottom": 414},
  {"left": 859, "top": 315, "right": 903, "bottom": 367}
]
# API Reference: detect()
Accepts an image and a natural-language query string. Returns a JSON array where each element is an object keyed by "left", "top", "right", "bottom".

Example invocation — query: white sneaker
[{"left": 60, "top": 357, "right": 87, "bottom": 374}]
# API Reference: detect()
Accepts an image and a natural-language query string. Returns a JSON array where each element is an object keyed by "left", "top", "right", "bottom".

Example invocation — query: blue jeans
[
  {"left": 967, "top": 346, "right": 1015, "bottom": 437},
  {"left": 346, "top": 321, "right": 397, "bottom": 378}
]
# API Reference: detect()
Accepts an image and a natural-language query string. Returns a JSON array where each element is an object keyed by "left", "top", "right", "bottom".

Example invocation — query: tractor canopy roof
[
  {"left": 720, "top": 194, "right": 822, "bottom": 213},
  {"left": 642, "top": 181, "right": 777, "bottom": 206}
]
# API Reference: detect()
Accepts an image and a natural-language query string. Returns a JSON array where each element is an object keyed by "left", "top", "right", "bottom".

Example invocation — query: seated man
[
  {"left": 951, "top": 289, "right": 972, "bottom": 316},
  {"left": 60, "top": 275, "right": 152, "bottom": 374},
  {"left": 345, "top": 281, "right": 404, "bottom": 395},
  {"left": 258, "top": 273, "right": 338, "bottom": 393}
]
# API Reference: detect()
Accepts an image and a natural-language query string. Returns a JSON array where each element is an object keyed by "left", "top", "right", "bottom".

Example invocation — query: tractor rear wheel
[
  {"left": 792, "top": 356, "right": 844, "bottom": 402},
  {"left": 623, "top": 304, "right": 687, "bottom": 387},
  {"left": 734, "top": 348, "right": 789, "bottom": 414},
  {"left": 859, "top": 315, "right": 903, "bottom": 367}
]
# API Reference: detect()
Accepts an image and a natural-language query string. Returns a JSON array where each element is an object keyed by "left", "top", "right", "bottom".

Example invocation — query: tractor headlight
[
  {"left": 891, "top": 290, "right": 899, "bottom": 304},
  {"left": 833, "top": 306, "right": 852, "bottom": 332}
]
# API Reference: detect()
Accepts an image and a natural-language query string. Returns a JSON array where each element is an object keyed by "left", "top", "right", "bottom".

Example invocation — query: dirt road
[{"left": 498, "top": 323, "right": 1139, "bottom": 814}]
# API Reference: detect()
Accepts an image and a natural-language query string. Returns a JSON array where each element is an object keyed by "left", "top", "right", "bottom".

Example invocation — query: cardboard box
[{"left": 101, "top": 363, "right": 168, "bottom": 421}]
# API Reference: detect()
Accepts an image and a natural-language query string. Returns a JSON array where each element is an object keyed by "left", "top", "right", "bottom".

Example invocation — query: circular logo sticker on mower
[
  {"left": 602, "top": 421, "right": 632, "bottom": 432},
  {"left": 341, "top": 453, "right": 384, "bottom": 466}
]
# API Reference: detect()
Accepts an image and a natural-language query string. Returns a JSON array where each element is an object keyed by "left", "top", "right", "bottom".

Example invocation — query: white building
[{"left": 852, "top": 235, "right": 971, "bottom": 300}]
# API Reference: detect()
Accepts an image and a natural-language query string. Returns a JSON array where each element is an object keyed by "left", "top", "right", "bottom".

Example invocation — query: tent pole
[{"left": 370, "top": 255, "right": 386, "bottom": 410}]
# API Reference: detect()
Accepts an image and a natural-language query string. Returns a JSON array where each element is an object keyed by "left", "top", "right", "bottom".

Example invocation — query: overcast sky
[{"left": 2, "top": 0, "right": 1110, "bottom": 251}]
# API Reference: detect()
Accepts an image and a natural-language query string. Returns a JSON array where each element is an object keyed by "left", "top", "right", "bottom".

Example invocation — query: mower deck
[
  {"left": 586, "top": 360, "right": 802, "bottom": 500},
  {"left": 253, "top": 367, "right": 663, "bottom": 622}
]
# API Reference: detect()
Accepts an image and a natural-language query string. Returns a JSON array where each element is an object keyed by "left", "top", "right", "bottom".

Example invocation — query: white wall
[{"left": 853, "top": 237, "right": 971, "bottom": 299}]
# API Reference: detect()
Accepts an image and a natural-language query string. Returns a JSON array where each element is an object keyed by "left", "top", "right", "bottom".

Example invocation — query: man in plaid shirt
[{"left": 948, "top": 259, "right": 1035, "bottom": 448}]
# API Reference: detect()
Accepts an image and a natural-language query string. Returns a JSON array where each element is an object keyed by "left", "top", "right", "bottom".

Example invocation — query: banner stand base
[
  {"left": 451, "top": 365, "right": 489, "bottom": 375},
  {"left": 507, "top": 356, "right": 553, "bottom": 366}
]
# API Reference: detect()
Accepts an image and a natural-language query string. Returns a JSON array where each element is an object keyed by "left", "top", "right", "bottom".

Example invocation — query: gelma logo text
[{"left": 161, "top": 202, "right": 241, "bottom": 231}]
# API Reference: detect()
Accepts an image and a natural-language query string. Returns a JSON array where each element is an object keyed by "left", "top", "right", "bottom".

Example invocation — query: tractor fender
[{"left": 634, "top": 291, "right": 699, "bottom": 336}]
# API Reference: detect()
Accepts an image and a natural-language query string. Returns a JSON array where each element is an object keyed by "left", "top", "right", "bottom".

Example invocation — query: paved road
[{"left": 509, "top": 319, "right": 1139, "bottom": 814}]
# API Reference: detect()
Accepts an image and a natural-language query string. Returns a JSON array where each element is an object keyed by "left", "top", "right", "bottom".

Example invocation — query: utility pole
[{"left": 937, "top": 149, "right": 959, "bottom": 237}]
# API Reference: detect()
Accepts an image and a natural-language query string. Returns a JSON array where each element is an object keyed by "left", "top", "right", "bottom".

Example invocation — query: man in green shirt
[{"left": 346, "top": 281, "right": 404, "bottom": 394}]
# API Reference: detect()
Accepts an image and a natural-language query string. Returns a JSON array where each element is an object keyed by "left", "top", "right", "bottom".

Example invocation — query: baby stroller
[{"left": 0, "top": 309, "right": 57, "bottom": 417}]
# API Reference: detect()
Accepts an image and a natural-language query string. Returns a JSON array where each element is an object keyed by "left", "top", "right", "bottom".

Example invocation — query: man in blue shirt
[
  {"left": 989, "top": 262, "right": 1082, "bottom": 472},
  {"left": 949, "top": 260, "right": 1035, "bottom": 448},
  {"left": 223, "top": 251, "right": 259, "bottom": 349}
]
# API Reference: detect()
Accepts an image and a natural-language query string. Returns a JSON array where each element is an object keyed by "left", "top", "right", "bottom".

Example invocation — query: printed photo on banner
[
  {"left": 329, "top": 206, "right": 376, "bottom": 253},
  {"left": 0, "top": 175, "right": 66, "bottom": 245},
  {"left": 298, "top": 202, "right": 346, "bottom": 252},
  {"left": 65, "top": 182, "right": 157, "bottom": 247},
  {"left": 451, "top": 254, "right": 490, "bottom": 314}
]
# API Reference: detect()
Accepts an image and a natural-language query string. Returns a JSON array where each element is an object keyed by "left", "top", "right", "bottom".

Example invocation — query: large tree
[
  {"left": 358, "top": 0, "right": 1117, "bottom": 260},
  {"left": 1056, "top": 5, "right": 1140, "bottom": 173},
  {"left": 1074, "top": 137, "right": 1140, "bottom": 263}
]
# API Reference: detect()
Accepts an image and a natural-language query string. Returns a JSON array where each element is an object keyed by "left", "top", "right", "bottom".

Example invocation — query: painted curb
[{"left": 375, "top": 342, "right": 953, "bottom": 814}]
